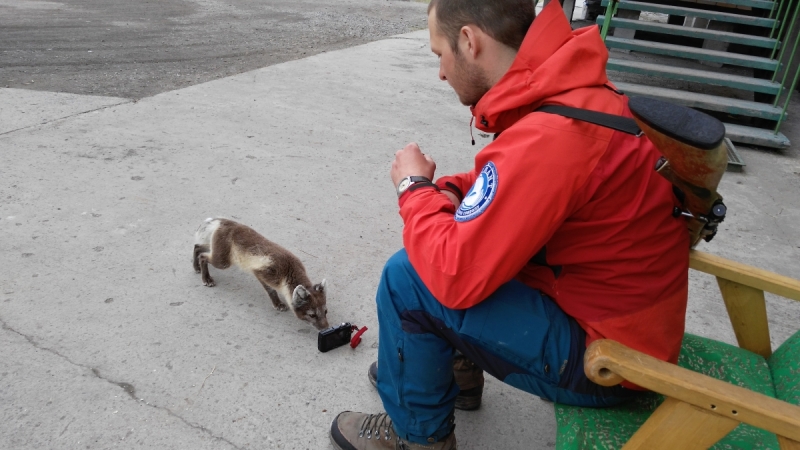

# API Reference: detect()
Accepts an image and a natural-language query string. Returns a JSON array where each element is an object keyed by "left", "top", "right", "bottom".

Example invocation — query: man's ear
[{"left": 458, "top": 24, "right": 482, "bottom": 60}]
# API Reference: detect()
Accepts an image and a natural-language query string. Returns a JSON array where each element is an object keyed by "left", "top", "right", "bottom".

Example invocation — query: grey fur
[{"left": 193, "top": 218, "right": 329, "bottom": 330}]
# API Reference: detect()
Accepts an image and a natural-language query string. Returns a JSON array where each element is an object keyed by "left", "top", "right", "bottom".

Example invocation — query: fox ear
[
  {"left": 292, "top": 285, "right": 310, "bottom": 308},
  {"left": 314, "top": 279, "right": 327, "bottom": 293}
]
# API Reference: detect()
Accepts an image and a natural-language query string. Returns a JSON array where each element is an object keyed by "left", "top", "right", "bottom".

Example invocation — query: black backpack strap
[{"left": 535, "top": 105, "right": 643, "bottom": 137}]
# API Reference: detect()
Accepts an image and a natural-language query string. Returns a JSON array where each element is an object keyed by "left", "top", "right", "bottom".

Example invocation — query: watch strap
[
  {"left": 407, "top": 176, "right": 432, "bottom": 184},
  {"left": 407, "top": 181, "right": 437, "bottom": 193}
]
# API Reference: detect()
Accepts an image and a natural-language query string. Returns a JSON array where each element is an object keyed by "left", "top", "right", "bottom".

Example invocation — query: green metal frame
[
  {"left": 770, "top": 0, "right": 781, "bottom": 19},
  {"left": 770, "top": 0, "right": 788, "bottom": 43},
  {"left": 773, "top": 0, "right": 800, "bottom": 132},
  {"left": 772, "top": 0, "right": 796, "bottom": 58},
  {"left": 600, "top": 0, "right": 620, "bottom": 40}
]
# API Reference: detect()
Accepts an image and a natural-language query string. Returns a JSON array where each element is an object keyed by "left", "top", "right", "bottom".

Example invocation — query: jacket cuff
[{"left": 398, "top": 182, "right": 438, "bottom": 208}]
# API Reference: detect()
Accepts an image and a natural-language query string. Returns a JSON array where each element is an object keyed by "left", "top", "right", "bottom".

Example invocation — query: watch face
[{"left": 397, "top": 178, "right": 411, "bottom": 192}]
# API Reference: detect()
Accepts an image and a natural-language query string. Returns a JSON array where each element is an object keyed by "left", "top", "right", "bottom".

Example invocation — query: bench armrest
[
  {"left": 690, "top": 250, "right": 800, "bottom": 301},
  {"left": 585, "top": 339, "right": 800, "bottom": 443}
]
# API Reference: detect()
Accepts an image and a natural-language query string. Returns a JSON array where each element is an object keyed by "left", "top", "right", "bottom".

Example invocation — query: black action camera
[{"left": 318, "top": 322, "right": 353, "bottom": 352}]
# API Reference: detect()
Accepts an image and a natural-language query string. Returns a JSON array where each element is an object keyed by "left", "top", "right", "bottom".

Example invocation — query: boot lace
[{"left": 358, "top": 413, "right": 394, "bottom": 442}]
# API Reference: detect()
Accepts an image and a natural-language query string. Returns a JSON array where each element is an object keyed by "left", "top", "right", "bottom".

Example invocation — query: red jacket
[{"left": 399, "top": 2, "right": 689, "bottom": 366}]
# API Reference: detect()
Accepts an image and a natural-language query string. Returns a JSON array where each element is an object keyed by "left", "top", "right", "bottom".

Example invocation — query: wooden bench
[{"left": 555, "top": 250, "right": 800, "bottom": 449}]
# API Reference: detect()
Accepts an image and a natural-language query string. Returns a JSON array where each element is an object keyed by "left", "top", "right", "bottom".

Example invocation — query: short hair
[{"left": 428, "top": 0, "right": 536, "bottom": 52}]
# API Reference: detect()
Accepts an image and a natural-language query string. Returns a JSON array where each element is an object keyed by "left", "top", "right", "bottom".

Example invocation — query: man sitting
[{"left": 330, "top": 0, "right": 689, "bottom": 448}]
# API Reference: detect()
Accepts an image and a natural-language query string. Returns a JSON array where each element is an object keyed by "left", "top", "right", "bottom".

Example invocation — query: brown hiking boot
[
  {"left": 367, "top": 354, "right": 484, "bottom": 411},
  {"left": 330, "top": 411, "right": 457, "bottom": 450},
  {"left": 451, "top": 355, "right": 484, "bottom": 410}
]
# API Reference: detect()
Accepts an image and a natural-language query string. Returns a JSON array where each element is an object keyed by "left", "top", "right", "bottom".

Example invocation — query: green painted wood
[
  {"left": 678, "top": 0, "right": 775, "bottom": 10},
  {"left": 724, "top": 122, "right": 791, "bottom": 148},
  {"left": 612, "top": 81, "right": 785, "bottom": 119},
  {"left": 601, "top": 0, "right": 778, "bottom": 27},
  {"left": 605, "top": 37, "right": 779, "bottom": 70},
  {"left": 606, "top": 58, "right": 783, "bottom": 94},
  {"left": 597, "top": 16, "right": 780, "bottom": 48}
]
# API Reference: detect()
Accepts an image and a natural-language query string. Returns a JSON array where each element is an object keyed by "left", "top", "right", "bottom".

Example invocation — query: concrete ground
[
  {"left": 0, "top": 0, "right": 429, "bottom": 99},
  {"left": 2, "top": 4, "right": 800, "bottom": 450}
]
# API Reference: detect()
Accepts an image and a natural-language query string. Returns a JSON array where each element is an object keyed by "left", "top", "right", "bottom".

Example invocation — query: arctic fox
[{"left": 193, "top": 218, "right": 329, "bottom": 330}]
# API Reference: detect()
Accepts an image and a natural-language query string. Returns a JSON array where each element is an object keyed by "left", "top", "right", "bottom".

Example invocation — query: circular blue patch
[{"left": 455, "top": 161, "right": 498, "bottom": 222}]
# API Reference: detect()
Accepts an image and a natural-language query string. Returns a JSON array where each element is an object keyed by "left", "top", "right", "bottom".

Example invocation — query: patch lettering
[{"left": 455, "top": 161, "right": 498, "bottom": 222}]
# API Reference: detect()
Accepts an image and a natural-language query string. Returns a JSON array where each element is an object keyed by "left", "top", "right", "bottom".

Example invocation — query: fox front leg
[
  {"left": 198, "top": 253, "right": 215, "bottom": 287},
  {"left": 193, "top": 244, "right": 208, "bottom": 273},
  {"left": 258, "top": 280, "right": 288, "bottom": 312}
]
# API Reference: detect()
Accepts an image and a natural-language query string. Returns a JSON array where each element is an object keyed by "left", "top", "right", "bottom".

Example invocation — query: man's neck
[{"left": 483, "top": 44, "right": 518, "bottom": 87}]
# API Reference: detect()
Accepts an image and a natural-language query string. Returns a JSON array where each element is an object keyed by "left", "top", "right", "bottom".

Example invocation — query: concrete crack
[
  {"left": 0, "top": 316, "right": 86, "bottom": 369},
  {"left": 59, "top": 418, "right": 75, "bottom": 437},
  {"left": 0, "top": 100, "right": 134, "bottom": 138},
  {"left": 0, "top": 316, "right": 244, "bottom": 450},
  {"left": 159, "top": 406, "right": 245, "bottom": 450}
]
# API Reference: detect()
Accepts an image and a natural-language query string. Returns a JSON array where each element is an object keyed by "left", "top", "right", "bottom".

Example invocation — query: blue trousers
[{"left": 375, "top": 250, "right": 639, "bottom": 445}]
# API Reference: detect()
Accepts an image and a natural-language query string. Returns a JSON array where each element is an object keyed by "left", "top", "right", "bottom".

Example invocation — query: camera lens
[{"left": 712, "top": 203, "right": 726, "bottom": 218}]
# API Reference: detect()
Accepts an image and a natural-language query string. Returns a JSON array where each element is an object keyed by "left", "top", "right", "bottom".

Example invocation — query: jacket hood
[{"left": 471, "top": 1, "right": 610, "bottom": 133}]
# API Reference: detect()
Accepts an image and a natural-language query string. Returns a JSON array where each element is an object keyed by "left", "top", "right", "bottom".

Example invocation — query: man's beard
[{"left": 452, "top": 50, "right": 491, "bottom": 107}]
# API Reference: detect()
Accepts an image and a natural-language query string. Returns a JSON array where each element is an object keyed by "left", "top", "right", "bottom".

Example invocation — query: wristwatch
[{"left": 396, "top": 176, "right": 432, "bottom": 197}]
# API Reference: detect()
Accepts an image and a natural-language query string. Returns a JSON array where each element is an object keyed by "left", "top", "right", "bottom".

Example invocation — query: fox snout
[
  {"left": 296, "top": 305, "right": 329, "bottom": 330},
  {"left": 312, "top": 315, "right": 330, "bottom": 331}
]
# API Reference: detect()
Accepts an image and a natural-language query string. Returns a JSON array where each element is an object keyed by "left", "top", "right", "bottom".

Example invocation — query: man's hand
[{"left": 391, "top": 142, "right": 436, "bottom": 188}]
